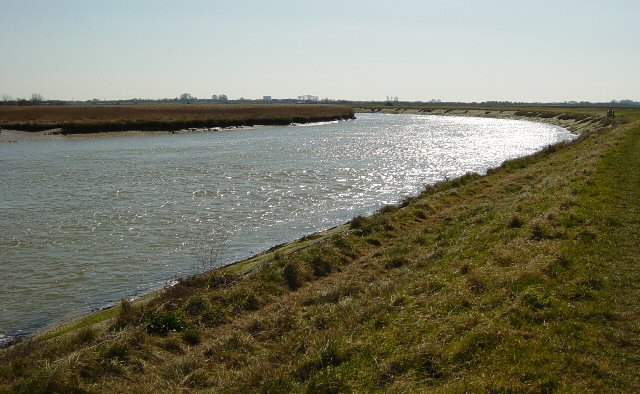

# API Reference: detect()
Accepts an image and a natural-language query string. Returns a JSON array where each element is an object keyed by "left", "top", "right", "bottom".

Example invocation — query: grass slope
[{"left": 1, "top": 110, "right": 638, "bottom": 393}]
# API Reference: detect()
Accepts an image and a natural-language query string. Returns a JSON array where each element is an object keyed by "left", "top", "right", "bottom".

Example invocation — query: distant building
[{"left": 263, "top": 96, "right": 272, "bottom": 101}]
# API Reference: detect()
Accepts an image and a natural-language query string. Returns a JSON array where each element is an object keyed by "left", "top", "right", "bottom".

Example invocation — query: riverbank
[
  {"left": 355, "top": 106, "right": 612, "bottom": 134},
  {"left": 0, "top": 104, "right": 355, "bottom": 135},
  {"left": 0, "top": 128, "right": 65, "bottom": 143},
  {"left": 1, "top": 108, "right": 638, "bottom": 392}
]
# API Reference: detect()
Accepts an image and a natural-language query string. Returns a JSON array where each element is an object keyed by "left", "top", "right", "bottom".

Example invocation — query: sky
[{"left": 1, "top": 0, "right": 639, "bottom": 102}]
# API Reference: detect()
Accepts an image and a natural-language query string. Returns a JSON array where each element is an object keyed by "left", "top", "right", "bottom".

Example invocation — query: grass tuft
[
  {"left": 181, "top": 330, "right": 202, "bottom": 346},
  {"left": 110, "top": 299, "right": 141, "bottom": 330},
  {"left": 508, "top": 214, "right": 524, "bottom": 228}
]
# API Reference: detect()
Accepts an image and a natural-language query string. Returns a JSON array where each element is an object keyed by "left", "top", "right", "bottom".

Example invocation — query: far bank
[{"left": 0, "top": 104, "right": 355, "bottom": 134}]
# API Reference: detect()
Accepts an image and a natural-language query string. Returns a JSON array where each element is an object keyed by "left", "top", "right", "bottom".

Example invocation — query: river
[{"left": 0, "top": 113, "right": 574, "bottom": 343}]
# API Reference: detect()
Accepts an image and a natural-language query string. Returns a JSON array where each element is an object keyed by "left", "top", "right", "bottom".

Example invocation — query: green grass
[{"left": 1, "top": 108, "right": 639, "bottom": 392}]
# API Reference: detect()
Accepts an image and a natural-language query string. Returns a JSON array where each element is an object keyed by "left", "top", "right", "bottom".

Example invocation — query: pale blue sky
[{"left": 1, "top": 0, "right": 638, "bottom": 102}]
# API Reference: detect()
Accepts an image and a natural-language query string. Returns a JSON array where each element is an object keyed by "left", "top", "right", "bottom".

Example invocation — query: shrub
[
  {"left": 111, "top": 299, "right": 140, "bottom": 330},
  {"left": 283, "top": 262, "right": 303, "bottom": 290},
  {"left": 74, "top": 327, "right": 98, "bottom": 344},
  {"left": 185, "top": 295, "right": 208, "bottom": 315},
  {"left": 202, "top": 304, "right": 226, "bottom": 327},
  {"left": 350, "top": 215, "right": 368, "bottom": 229},
  {"left": 309, "top": 255, "right": 333, "bottom": 277},
  {"left": 331, "top": 236, "right": 350, "bottom": 249},
  {"left": 240, "top": 293, "right": 261, "bottom": 311},
  {"left": 147, "top": 311, "right": 186, "bottom": 334}
]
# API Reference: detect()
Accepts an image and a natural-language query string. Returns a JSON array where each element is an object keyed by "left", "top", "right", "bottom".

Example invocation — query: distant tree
[
  {"left": 1, "top": 94, "right": 12, "bottom": 102},
  {"left": 211, "top": 94, "right": 218, "bottom": 101},
  {"left": 218, "top": 94, "right": 228, "bottom": 102},
  {"left": 30, "top": 93, "right": 44, "bottom": 103},
  {"left": 179, "top": 93, "right": 194, "bottom": 101}
]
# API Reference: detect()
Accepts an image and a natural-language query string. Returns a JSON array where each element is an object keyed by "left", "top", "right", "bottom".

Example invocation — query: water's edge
[{"left": 0, "top": 112, "right": 591, "bottom": 348}]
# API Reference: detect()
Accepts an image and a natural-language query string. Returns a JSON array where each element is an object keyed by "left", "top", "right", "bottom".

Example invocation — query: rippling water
[{"left": 0, "top": 113, "right": 574, "bottom": 342}]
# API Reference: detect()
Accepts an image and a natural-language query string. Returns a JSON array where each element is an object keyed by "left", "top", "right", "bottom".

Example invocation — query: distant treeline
[
  {"left": 0, "top": 97, "right": 353, "bottom": 107},
  {"left": 1, "top": 92, "right": 639, "bottom": 108},
  {"left": 356, "top": 100, "right": 640, "bottom": 109},
  {"left": 2, "top": 99, "right": 639, "bottom": 108}
]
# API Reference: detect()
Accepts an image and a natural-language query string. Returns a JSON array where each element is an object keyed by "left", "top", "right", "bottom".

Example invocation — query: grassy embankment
[
  {"left": 0, "top": 104, "right": 355, "bottom": 133},
  {"left": 1, "top": 107, "right": 639, "bottom": 392}
]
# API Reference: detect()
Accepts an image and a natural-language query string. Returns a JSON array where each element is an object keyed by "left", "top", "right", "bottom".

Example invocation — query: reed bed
[{"left": 0, "top": 104, "right": 355, "bottom": 133}]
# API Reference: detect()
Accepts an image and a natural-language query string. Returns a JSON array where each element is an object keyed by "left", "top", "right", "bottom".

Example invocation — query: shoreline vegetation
[
  {"left": 0, "top": 104, "right": 355, "bottom": 135},
  {"left": 1, "top": 106, "right": 639, "bottom": 392}
]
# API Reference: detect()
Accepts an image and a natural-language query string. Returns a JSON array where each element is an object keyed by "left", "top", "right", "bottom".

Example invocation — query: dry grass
[
  {"left": 0, "top": 104, "right": 355, "bottom": 133},
  {"left": 1, "top": 109, "right": 639, "bottom": 392}
]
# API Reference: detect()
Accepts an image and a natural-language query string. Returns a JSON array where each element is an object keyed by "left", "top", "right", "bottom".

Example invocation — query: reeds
[{"left": 0, "top": 104, "right": 355, "bottom": 133}]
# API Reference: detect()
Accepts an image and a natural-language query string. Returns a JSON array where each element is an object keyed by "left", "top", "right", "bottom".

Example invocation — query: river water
[{"left": 0, "top": 113, "right": 574, "bottom": 343}]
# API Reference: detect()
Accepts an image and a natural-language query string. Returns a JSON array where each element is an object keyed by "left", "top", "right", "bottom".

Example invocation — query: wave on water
[{"left": 291, "top": 120, "right": 342, "bottom": 127}]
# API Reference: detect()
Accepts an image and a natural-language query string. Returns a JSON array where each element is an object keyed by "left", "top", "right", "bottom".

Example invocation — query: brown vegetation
[{"left": 0, "top": 104, "right": 355, "bottom": 133}]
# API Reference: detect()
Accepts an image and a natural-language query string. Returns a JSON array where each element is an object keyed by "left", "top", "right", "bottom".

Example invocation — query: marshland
[{"left": 0, "top": 104, "right": 355, "bottom": 133}]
